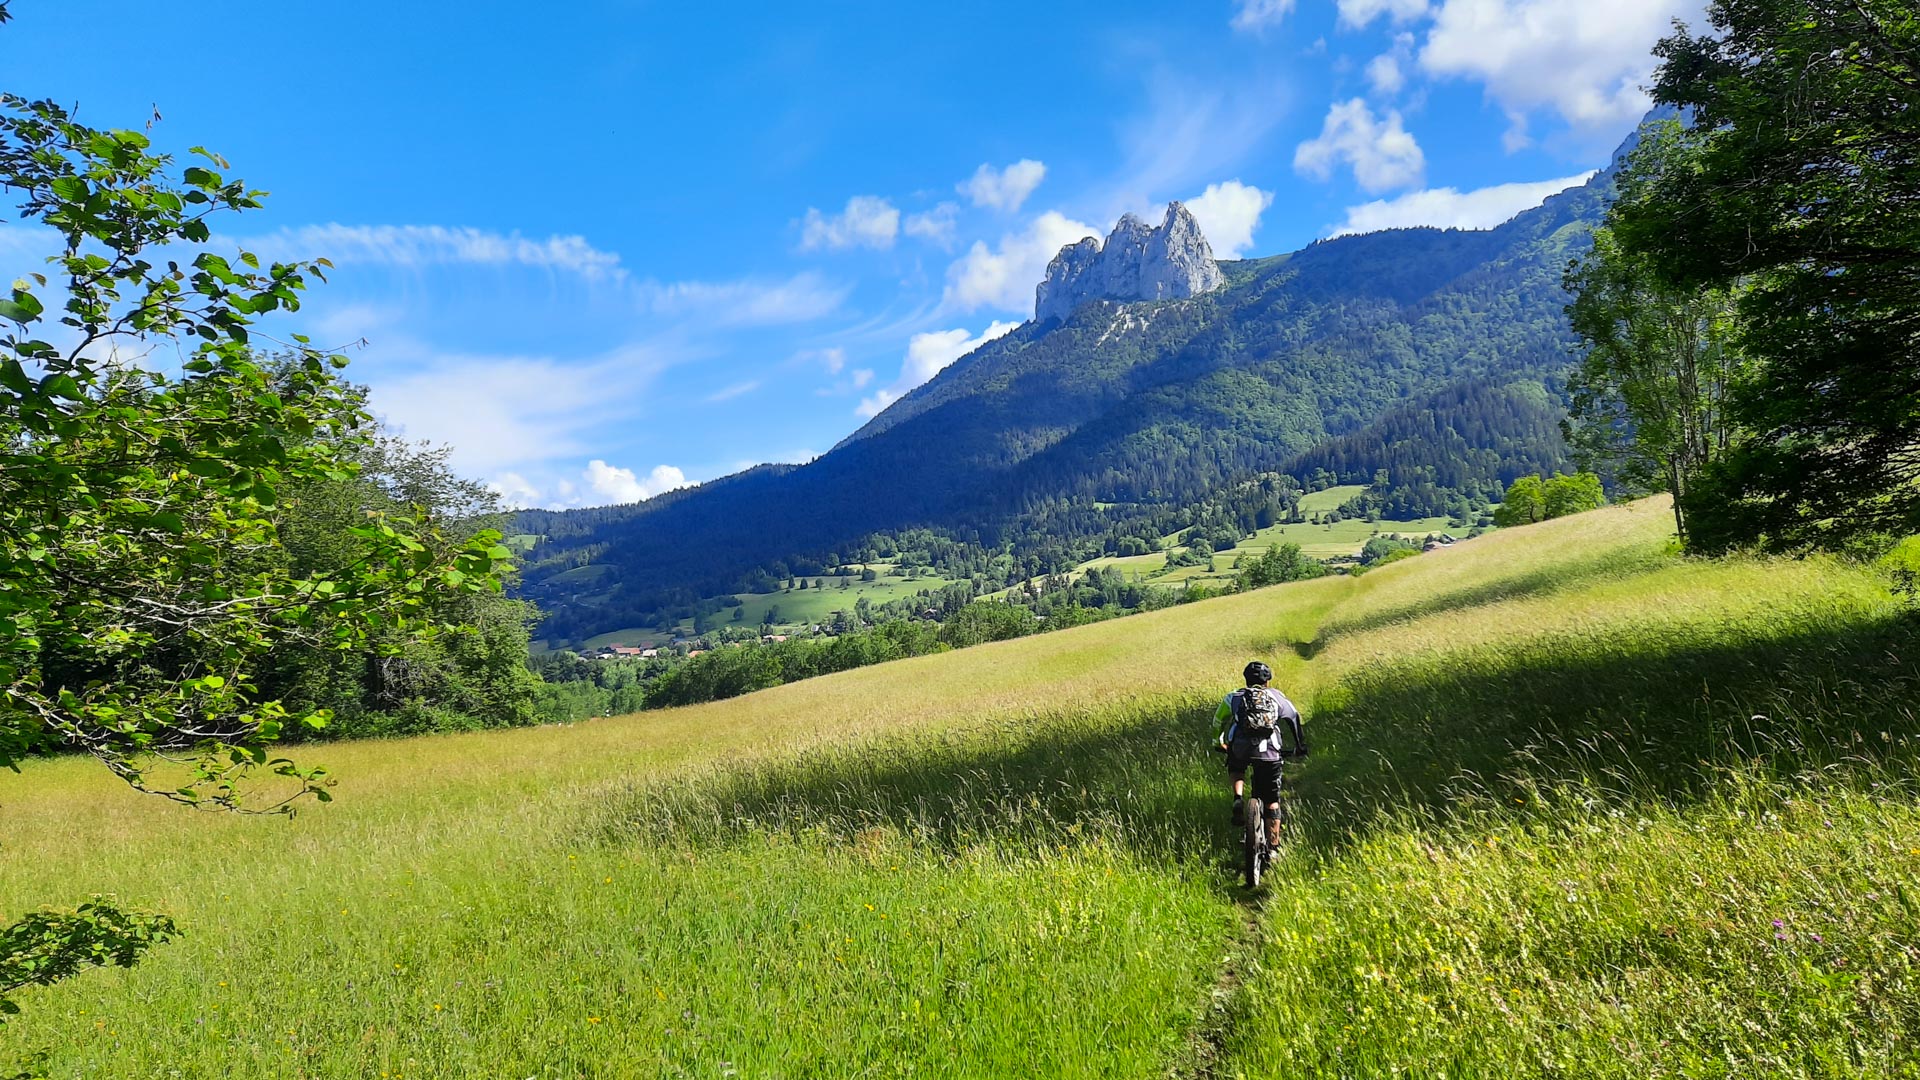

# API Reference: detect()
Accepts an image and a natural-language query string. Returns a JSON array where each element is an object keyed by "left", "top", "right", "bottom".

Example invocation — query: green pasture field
[
  {"left": 564, "top": 567, "right": 963, "bottom": 648},
  {"left": 721, "top": 566, "right": 961, "bottom": 630},
  {"left": 8, "top": 499, "right": 1920, "bottom": 1077},
  {"left": 1046, "top": 513, "right": 1468, "bottom": 596},
  {"left": 1295, "top": 483, "right": 1367, "bottom": 513},
  {"left": 579, "top": 626, "right": 666, "bottom": 651},
  {"left": 1222, "top": 514, "right": 1461, "bottom": 561}
]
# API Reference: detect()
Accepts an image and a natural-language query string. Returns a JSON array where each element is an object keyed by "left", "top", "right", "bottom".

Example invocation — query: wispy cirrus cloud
[
  {"left": 637, "top": 271, "right": 850, "bottom": 326},
  {"left": 236, "top": 223, "right": 627, "bottom": 280}
]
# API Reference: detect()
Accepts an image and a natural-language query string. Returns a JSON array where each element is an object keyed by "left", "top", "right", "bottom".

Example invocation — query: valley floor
[{"left": 5, "top": 498, "right": 1918, "bottom": 1077}]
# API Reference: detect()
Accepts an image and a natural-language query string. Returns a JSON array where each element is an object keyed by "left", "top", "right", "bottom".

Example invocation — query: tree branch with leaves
[{"left": 0, "top": 74, "right": 512, "bottom": 1023}]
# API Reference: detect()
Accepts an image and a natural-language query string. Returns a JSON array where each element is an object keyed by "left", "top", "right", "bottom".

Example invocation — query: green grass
[
  {"left": 723, "top": 567, "right": 960, "bottom": 631},
  {"left": 1022, "top": 513, "right": 1467, "bottom": 596},
  {"left": 579, "top": 625, "right": 665, "bottom": 650},
  {"left": 1296, "top": 484, "right": 1368, "bottom": 514},
  {"left": 7, "top": 498, "right": 1920, "bottom": 1077}
]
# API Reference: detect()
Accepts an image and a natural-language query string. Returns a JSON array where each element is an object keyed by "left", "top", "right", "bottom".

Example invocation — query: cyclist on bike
[{"left": 1217, "top": 660, "right": 1306, "bottom": 848}]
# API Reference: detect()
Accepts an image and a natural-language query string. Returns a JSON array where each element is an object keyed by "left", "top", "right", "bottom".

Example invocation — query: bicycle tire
[{"left": 1243, "top": 798, "right": 1265, "bottom": 888}]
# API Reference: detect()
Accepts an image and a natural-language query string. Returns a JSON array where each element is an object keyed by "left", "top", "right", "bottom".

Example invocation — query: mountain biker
[{"left": 1216, "top": 660, "right": 1305, "bottom": 848}]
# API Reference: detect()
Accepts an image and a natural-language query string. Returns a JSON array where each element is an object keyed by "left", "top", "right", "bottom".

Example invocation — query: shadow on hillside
[
  {"left": 1305, "top": 541, "right": 1676, "bottom": 653},
  {"left": 593, "top": 694, "right": 1256, "bottom": 875},
  {"left": 1288, "top": 606, "right": 1920, "bottom": 850}
]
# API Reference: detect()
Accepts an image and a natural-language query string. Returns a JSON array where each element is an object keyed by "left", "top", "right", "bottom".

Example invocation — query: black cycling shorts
[{"left": 1232, "top": 758, "right": 1284, "bottom": 803}]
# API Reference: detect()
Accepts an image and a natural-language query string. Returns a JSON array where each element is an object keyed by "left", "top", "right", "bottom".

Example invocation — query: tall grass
[{"left": 4, "top": 497, "right": 1918, "bottom": 1077}]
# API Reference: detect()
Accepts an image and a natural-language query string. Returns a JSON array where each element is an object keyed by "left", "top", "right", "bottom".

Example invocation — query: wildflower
[
  {"left": 1772, "top": 919, "right": 1784, "bottom": 929},
  {"left": 588, "top": 1016, "right": 601, "bottom": 1024}
]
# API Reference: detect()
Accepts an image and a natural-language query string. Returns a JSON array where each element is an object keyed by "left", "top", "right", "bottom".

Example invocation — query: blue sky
[{"left": 5, "top": 0, "right": 1699, "bottom": 507}]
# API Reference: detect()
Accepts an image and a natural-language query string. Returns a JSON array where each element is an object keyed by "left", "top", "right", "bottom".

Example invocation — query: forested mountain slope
[{"left": 518, "top": 143, "right": 1618, "bottom": 639}]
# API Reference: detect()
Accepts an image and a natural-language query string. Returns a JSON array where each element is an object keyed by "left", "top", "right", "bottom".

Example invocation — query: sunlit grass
[{"left": 5, "top": 497, "right": 1919, "bottom": 1077}]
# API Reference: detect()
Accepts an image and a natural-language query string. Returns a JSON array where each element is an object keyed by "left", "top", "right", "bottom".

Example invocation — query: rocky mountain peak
[{"left": 1035, "top": 202, "right": 1225, "bottom": 324}]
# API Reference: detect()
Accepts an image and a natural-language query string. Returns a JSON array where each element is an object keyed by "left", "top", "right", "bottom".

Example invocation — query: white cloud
[
  {"left": 1326, "top": 170, "right": 1597, "bottom": 236},
  {"left": 903, "top": 202, "right": 961, "bottom": 246},
  {"left": 799, "top": 195, "right": 901, "bottom": 251},
  {"left": 851, "top": 368, "right": 874, "bottom": 388},
  {"left": 857, "top": 321, "right": 1019, "bottom": 418},
  {"left": 1184, "top": 180, "right": 1274, "bottom": 259},
  {"left": 1338, "top": 0, "right": 1429, "bottom": 27},
  {"left": 371, "top": 345, "right": 665, "bottom": 476},
  {"left": 239, "top": 224, "right": 626, "bottom": 281},
  {"left": 638, "top": 271, "right": 848, "bottom": 325},
  {"left": 794, "top": 346, "right": 847, "bottom": 374},
  {"left": 1293, "top": 98, "right": 1425, "bottom": 193},
  {"left": 943, "top": 211, "right": 1100, "bottom": 316},
  {"left": 705, "top": 380, "right": 761, "bottom": 402},
  {"left": 584, "top": 460, "right": 689, "bottom": 505},
  {"left": 958, "top": 160, "right": 1048, "bottom": 213},
  {"left": 1420, "top": 0, "right": 1703, "bottom": 141},
  {"left": 1366, "top": 32, "right": 1417, "bottom": 96},
  {"left": 488, "top": 472, "right": 544, "bottom": 508},
  {"left": 1230, "top": 0, "right": 1296, "bottom": 32}
]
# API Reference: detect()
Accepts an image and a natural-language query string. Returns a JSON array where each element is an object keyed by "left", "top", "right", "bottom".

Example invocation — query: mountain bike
[
  {"left": 1242, "top": 790, "right": 1283, "bottom": 888},
  {"left": 1214, "top": 745, "right": 1291, "bottom": 888}
]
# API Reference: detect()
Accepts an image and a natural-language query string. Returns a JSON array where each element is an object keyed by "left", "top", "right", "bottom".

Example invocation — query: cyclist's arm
[
  {"left": 1214, "top": 695, "right": 1236, "bottom": 747},
  {"left": 1282, "top": 703, "right": 1308, "bottom": 757}
]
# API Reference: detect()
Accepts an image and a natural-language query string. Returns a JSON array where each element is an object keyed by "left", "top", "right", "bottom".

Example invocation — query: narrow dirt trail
[
  {"left": 1173, "top": 892, "right": 1265, "bottom": 1079},
  {"left": 1174, "top": 616, "right": 1335, "bottom": 1077}
]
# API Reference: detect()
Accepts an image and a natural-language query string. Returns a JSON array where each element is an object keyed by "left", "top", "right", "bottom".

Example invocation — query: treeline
[
  {"left": 514, "top": 173, "right": 1602, "bottom": 642},
  {"left": 529, "top": 470, "right": 1369, "bottom": 646},
  {"left": 1564, "top": 2, "right": 1920, "bottom": 552},
  {"left": 528, "top": 547, "right": 1329, "bottom": 719},
  {"left": 1283, "top": 379, "right": 1572, "bottom": 518}
]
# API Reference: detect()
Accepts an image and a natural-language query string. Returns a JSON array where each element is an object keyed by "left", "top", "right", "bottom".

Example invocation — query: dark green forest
[{"left": 516, "top": 164, "right": 1609, "bottom": 641}]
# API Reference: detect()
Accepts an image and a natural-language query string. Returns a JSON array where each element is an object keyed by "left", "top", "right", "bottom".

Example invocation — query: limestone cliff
[{"left": 1034, "top": 202, "right": 1225, "bottom": 323}]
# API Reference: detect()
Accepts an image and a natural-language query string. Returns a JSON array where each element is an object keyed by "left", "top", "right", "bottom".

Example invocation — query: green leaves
[
  {"left": 0, "top": 83, "right": 518, "bottom": 820},
  {"left": 0, "top": 899, "right": 176, "bottom": 1021},
  {"left": 0, "top": 289, "right": 40, "bottom": 324}
]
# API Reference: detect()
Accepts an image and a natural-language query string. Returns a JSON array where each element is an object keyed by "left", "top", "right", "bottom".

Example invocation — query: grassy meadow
[
  {"left": 575, "top": 566, "right": 965, "bottom": 647},
  {"left": 6, "top": 498, "right": 1920, "bottom": 1077}
]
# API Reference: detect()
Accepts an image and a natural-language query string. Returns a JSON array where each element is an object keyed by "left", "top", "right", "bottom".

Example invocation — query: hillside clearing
[{"left": 6, "top": 499, "right": 1918, "bottom": 1077}]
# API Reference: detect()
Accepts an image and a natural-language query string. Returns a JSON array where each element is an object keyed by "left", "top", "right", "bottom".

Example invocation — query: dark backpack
[{"left": 1232, "top": 686, "right": 1285, "bottom": 735}]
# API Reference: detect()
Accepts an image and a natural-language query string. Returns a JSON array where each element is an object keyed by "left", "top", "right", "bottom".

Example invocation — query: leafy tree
[
  {"left": 1237, "top": 543, "right": 1326, "bottom": 589},
  {"left": 0, "top": 58, "right": 509, "bottom": 1018},
  {"left": 1613, "top": 1, "right": 1920, "bottom": 547},
  {"left": 267, "top": 425, "right": 541, "bottom": 738},
  {"left": 1566, "top": 169, "right": 1747, "bottom": 544},
  {"left": 1494, "top": 476, "right": 1548, "bottom": 527},
  {"left": 1541, "top": 472, "right": 1606, "bottom": 520},
  {"left": 1359, "top": 535, "right": 1419, "bottom": 565},
  {"left": 1495, "top": 473, "right": 1605, "bottom": 527}
]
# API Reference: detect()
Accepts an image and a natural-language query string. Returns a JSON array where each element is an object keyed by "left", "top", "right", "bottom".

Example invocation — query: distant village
[{"left": 589, "top": 634, "right": 790, "bottom": 661}]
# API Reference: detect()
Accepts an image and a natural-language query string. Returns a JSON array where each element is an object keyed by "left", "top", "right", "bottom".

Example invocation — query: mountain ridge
[{"left": 516, "top": 136, "right": 1624, "bottom": 642}]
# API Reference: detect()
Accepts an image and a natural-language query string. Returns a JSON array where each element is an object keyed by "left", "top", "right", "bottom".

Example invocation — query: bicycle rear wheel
[{"left": 1242, "top": 801, "right": 1265, "bottom": 888}]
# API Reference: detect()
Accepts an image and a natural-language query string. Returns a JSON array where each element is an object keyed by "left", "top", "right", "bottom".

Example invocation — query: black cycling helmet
[{"left": 1243, "top": 661, "right": 1273, "bottom": 685}]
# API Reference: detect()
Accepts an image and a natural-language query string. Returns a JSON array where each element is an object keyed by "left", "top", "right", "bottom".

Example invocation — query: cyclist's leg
[{"left": 1252, "top": 760, "right": 1284, "bottom": 845}]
